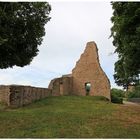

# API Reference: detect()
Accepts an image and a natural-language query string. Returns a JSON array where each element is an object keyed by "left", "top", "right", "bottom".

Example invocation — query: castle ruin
[
  {"left": 49, "top": 41, "right": 110, "bottom": 99},
  {"left": 0, "top": 41, "right": 110, "bottom": 107}
]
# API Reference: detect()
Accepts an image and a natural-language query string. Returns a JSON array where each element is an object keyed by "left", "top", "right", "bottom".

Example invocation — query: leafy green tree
[
  {"left": 0, "top": 2, "right": 51, "bottom": 68},
  {"left": 114, "top": 58, "right": 130, "bottom": 90},
  {"left": 111, "top": 2, "right": 140, "bottom": 89}
]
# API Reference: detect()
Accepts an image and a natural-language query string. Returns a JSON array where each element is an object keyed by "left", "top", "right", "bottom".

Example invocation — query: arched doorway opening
[{"left": 85, "top": 82, "right": 91, "bottom": 96}]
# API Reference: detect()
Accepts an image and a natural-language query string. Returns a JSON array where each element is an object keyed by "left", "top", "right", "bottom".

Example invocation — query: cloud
[{"left": 0, "top": 1, "right": 120, "bottom": 89}]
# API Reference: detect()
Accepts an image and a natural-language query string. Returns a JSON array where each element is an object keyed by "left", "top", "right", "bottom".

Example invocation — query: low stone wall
[
  {"left": 0, "top": 85, "right": 52, "bottom": 108},
  {"left": 0, "top": 85, "right": 10, "bottom": 105}
]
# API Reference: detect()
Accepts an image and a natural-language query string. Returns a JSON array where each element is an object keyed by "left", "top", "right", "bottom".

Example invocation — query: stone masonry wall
[
  {"left": 0, "top": 85, "right": 52, "bottom": 107},
  {"left": 0, "top": 41, "right": 111, "bottom": 108},
  {"left": 72, "top": 41, "right": 111, "bottom": 100},
  {"left": 48, "top": 76, "right": 73, "bottom": 96},
  {"left": 49, "top": 78, "right": 61, "bottom": 96},
  {"left": 61, "top": 76, "right": 73, "bottom": 95},
  {"left": 0, "top": 85, "right": 10, "bottom": 105}
]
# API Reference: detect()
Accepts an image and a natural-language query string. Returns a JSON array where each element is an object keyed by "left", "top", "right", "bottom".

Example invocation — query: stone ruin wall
[
  {"left": 0, "top": 86, "right": 10, "bottom": 105},
  {"left": 46, "top": 42, "right": 110, "bottom": 100},
  {"left": 48, "top": 76, "right": 73, "bottom": 96},
  {"left": 72, "top": 42, "right": 110, "bottom": 99},
  {"left": 0, "top": 85, "right": 51, "bottom": 108},
  {"left": 0, "top": 76, "right": 73, "bottom": 108},
  {"left": 48, "top": 41, "right": 110, "bottom": 100},
  {"left": 0, "top": 41, "right": 111, "bottom": 107},
  {"left": 0, "top": 76, "right": 73, "bottom": 107}
]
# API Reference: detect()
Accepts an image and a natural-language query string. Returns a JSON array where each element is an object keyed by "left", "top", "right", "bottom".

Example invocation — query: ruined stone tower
[
  {"left": 49, "top": 41, "right": 110, "bottom": 100},
  {"left": 72, "top": 41, "right": 110, "bottom": 99}
]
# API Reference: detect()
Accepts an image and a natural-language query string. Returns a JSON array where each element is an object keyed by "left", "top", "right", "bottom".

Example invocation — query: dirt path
[{"left": 123, "top": 101, "right": 140, "bottom": 106}]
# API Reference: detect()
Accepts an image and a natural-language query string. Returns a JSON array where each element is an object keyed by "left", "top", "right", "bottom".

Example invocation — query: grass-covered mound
[{"left": 0, "top": 96, "right": 140, "bottom": 138}]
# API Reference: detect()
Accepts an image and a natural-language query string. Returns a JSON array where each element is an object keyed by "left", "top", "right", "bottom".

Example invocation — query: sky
[{"left": 0, "top": 1, "right": 121, "bottom": 89}]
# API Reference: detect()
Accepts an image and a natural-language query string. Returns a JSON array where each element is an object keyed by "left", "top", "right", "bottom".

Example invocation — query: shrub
[
  {"left": 111, "top": 94, "right": 123, "bottom": 104},
  {"left": 111, "top": 88, "right": 124, "bottom": 104},
  {"left": 111, "top": 88, "right": 125, "bottom": 97}
]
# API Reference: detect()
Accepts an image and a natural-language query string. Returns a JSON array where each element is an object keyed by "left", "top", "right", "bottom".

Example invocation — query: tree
[
  {"left": 110, "top": 2, "right": 140, "bottom": 89},
  {"left": 0, "top": 2, "right": 51, "bottom": 68}
]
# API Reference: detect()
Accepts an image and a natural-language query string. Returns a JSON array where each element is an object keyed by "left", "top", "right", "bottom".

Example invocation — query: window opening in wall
[{"left": 85, "top": 82, "right": 91, "bottom": 96}]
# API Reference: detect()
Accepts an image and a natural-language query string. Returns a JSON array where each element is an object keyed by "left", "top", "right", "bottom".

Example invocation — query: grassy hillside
[{"left": 0, "top": 96, "right": 140, "bottom": 138}]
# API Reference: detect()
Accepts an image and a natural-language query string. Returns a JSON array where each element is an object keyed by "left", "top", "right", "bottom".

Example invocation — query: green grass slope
[{"left": 0, "top": 96, "right": 140, "bottom": 138}]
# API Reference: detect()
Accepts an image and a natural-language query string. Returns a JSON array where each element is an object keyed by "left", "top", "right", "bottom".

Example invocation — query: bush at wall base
[
  {"left": 111, "top": 88, "right": 124, "bottom": 104},
  {"left": 111, "top": 94, "right": 123, "bottom": 104}
]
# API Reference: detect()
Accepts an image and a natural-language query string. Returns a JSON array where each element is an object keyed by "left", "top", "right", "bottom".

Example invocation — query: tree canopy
[
  {"left": 0, "top": 2, "right": 51, "bottom": 69},
  {"left": 111, "top": 2, "right": 140, "bottom": 89}
]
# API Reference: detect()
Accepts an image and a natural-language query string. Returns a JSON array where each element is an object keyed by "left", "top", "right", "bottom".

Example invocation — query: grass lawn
[{"left": 0, "top": 96, "right": 140, "bottom": 138}]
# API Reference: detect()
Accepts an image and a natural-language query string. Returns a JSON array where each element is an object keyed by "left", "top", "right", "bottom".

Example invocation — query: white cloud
[{"left": 0, "top": 1, "right": 120, "bottom": 89}]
